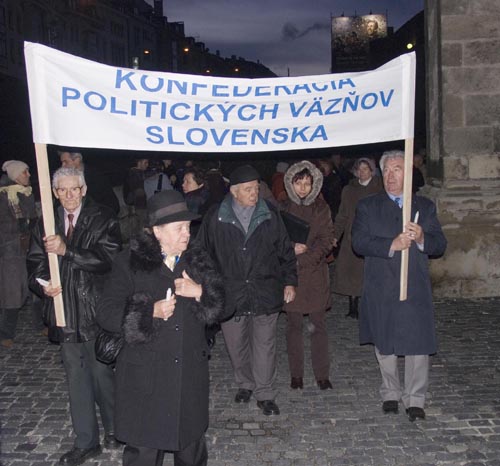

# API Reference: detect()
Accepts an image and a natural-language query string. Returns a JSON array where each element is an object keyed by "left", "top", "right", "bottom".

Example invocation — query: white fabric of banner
[{"left": 24, "top": 42, "right": 415, "bottom": 153}]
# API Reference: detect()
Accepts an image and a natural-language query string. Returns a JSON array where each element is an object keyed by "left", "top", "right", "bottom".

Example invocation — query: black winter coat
[
  {"left": 352, "top": 192, "right": 447, "bottom": 355},
  {"left": 96, "top": 233, "right": 226, "bottom": 451},
  {"left": 27, "top": 197, "right": 122, "bottom": 343},
  {"left": 197, "top": 196, "right": 297, "bottom": 318}
]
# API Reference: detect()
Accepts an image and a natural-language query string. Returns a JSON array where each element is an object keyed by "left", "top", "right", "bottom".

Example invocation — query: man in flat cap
[{"left": 197, "top": 165, "right": 297, "bottom": 416}]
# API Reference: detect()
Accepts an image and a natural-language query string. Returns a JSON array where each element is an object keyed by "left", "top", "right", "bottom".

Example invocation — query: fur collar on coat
[
  {"left": 284, "top": 160, "right": 323, "bottom": 206},
  {"left": 122, "top": 231, "right": 226, "bottom": 345}
]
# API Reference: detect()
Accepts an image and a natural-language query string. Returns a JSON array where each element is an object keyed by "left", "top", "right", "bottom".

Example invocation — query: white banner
[{"left": 24, "top": 42, "right": 415, "bottom": 153}]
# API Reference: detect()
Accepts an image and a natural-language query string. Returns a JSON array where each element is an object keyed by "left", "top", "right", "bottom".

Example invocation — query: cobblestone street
[{"left": 1, "top": 296, "right": 500, "bottom": 465}]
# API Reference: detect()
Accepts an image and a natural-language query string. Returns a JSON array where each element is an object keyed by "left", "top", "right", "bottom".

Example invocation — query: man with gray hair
[
  {"left": 197, "top": 165, "right": 297, "bottom": 416},
  {"left": 27, "top": 167, "right": 122, "bottom": 464},
  {"left": 352, "top": 150, "right": 447, "bottom": 422},
  {"left": 59, "top": 149, "right": 120, "bottom": 214}
]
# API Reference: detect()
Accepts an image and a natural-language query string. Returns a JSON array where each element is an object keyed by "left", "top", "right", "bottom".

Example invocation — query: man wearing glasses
[{"left": 27, "top": 167, "right": 122, "bottom": 465}]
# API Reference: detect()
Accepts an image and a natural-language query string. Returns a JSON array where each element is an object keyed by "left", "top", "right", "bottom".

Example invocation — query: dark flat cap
[{"left": 229, "top": 165, "right": 261, "bottom": 186}]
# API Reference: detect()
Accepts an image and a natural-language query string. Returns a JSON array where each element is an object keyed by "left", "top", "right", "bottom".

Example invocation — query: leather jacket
[{"left": 28, "top": 197, "right": 122, "bottom": 343}]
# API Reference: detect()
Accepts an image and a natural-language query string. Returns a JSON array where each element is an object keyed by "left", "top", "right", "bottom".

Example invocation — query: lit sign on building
[{"left": 331, "top": 14, "right": 387, "bottom": 72}]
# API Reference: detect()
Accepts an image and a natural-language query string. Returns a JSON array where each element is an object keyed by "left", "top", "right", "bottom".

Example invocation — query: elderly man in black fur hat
[
  {"left": 97, "top": 190, "right": 226, "bottom": 466},
  {"left": 197, "top": 165, "right": 297, "bottom": 416}
]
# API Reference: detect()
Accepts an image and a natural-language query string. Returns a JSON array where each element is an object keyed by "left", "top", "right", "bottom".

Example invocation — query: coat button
[
  {"left": 242, "top": 247, "right": 246, "bottom": 251},
  {"left": 245, "top": 279, "right": 249, "bottom": 283},
  {"left": 174, "top": 357, "right": 179, "bottom": 363},
  {"left": 202, "top": 350, "right": 207, "bottom": 357},
  {"left": 175, "top": 325, "right": 180, "bottom": 331}
]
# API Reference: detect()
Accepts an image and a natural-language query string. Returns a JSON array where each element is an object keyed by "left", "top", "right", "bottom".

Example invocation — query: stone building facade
[{"left": 425, "top": 0, "right": 500, "bottom": 297}]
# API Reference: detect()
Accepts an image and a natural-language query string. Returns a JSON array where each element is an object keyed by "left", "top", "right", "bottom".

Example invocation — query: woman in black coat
[{"left": 97, "top": 190, "right": 225, "bottom": 466}]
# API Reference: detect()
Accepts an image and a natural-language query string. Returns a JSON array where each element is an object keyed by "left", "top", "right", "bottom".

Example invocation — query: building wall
[
  {"left": 0, "top": 0, "right": 275, "bottom": 163},
  {"left": 425, "top": 0, "right": 500, "bottom": 297}
]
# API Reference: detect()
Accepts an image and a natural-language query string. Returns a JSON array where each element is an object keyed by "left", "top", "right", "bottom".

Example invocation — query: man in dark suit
[{"left": 351, "top": 150, "right": 447, "bottom": 422}]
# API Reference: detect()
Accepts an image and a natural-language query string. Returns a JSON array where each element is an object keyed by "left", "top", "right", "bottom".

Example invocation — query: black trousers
[
  {"left": 123, "top": 436, "right": 208, "bottom": 466},
  {"left": 60, "top": 340, "right": 115, "bottom": 449},
  {"left": 0, "top": 308, "right": 20, "bottom": 339}
]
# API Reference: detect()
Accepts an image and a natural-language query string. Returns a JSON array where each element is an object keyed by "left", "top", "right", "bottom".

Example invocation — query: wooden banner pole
[
  {"left": 34, "top": 143, "right": 66, "bottom": 326},
  {"left": 399, "top": 138, "right": 414, "bottom": 301}
]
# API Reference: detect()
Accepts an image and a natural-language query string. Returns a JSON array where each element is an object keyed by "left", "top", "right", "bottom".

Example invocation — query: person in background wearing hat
[
  {"left": 0, "top": 160, "right": 36, "bottom": 348},
  {"left": 197, "top": 165, "right": 297, "bottom": 416},
  {"left": 332, "top": 157, "right": 383, "bottom": 319},
  {"left": 27, "top": 167, "right": 122, "bottom": 465},
  {"left": 96, "top": 190, "right": 226, "bottom": 466}
]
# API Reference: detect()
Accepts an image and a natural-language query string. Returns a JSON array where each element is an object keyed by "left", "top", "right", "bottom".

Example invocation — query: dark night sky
[{"left": 152, "top": 0, "right": 424, "bottom": 76}]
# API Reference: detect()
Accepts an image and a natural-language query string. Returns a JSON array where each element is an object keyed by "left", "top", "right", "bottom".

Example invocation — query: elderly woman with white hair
[
  {"left": 0, "top": 160, "right": 36, "bottom": 348},
  {"left": 332, "top": 157, "right": 383, "bottom": 319}
]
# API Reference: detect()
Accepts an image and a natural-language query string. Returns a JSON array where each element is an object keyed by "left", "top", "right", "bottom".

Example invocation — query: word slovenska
[
  {"left": 145, "top": 125, "right": 328, "bottom": 147},
  {"left": 58, "top": 69, "right": 396, "bottom": 149}
]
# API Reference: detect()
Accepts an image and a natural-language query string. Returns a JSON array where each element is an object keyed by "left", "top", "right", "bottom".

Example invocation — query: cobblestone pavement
[{"left": 1, "top": 295, "right": 500, "bottom": 466}]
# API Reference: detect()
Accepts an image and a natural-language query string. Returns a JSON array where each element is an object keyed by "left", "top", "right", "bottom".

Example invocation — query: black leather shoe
[
  {"left": 290, "top": 377, "right": 303, "bottom": 389},
  {"left": 317, "top": 379, "right": 333, "bottom": 390},
  {"left": 345, "top": 309, "right": 359, "bottom": 319},
  {"left": 234, "top": 388, "right": 253, "bottom": 403},
  {"left": 382, "top": 400, "right": 399, "bottom": 414},
  {"left": 406, "top": 406, "right": 425, "bottom": 422},
  {"left": 59, "top": 445, "right": 102, "bottom": 465},
  {"left": 257, "top": 400, "right": 280, "bottom": 415},
  {"left": 103, "top": 432, "right": 121, "bottom": 449}
]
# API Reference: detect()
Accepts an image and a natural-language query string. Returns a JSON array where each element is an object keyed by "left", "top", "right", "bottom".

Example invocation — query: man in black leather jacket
[{"left": 27, "top": 167, "right": 122, "bottom": 465}]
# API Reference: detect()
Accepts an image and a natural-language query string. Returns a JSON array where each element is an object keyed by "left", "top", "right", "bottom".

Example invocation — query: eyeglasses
[{"left": 55, "top": 186, "right": 83, "bottom": 196}]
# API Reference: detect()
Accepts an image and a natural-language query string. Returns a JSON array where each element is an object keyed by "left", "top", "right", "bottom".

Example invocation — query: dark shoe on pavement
[
  {"left": 103, "top": 432, "right": 121, "bottom": 449},
  {"left": 345, "top": 310, "right": 358, "bottom": 319},
  {"left": 59, "top": 445, "right": 102, "bottom": 465},
  {"left": 317, "top": 379, "right": 333, "bottom": 390},
  {"left": 290, "top": 377, "right": 303, "bottom": 389},
  {"left": 234, "top": 388, "right": 253, "bottom": 403},
  {"left": 406, "top": 407, "right": 426, "bottom": 422},
  {"left": 257, "top": 400, "right": 280, "bottom": 416},
  {"left": 382, "top": 400, "right": 399, "bottom": 414}
]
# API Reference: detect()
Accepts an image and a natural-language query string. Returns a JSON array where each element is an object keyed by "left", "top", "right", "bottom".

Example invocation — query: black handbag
[
  {"left": 95, "top": 329, "right": 124, "bottom": 365},
  {"left": 280, "top": 210, "right": 310, "bottom": 244}
]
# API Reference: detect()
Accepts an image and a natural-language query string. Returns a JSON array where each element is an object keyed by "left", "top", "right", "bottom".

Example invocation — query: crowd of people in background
[{"left": 0, "top": 147, "right": 443, "bottom": 466}]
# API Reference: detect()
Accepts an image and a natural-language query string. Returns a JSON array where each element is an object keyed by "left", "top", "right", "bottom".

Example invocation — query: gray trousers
[
  {"left": 61, "top": 340, "right": 115, "bottom": 449},
  {"left": 375, "top": 347, "right": 429, "bottom": 409},
  {"left": 221, "top": 313, "right": 279, "bottom": 401}
]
